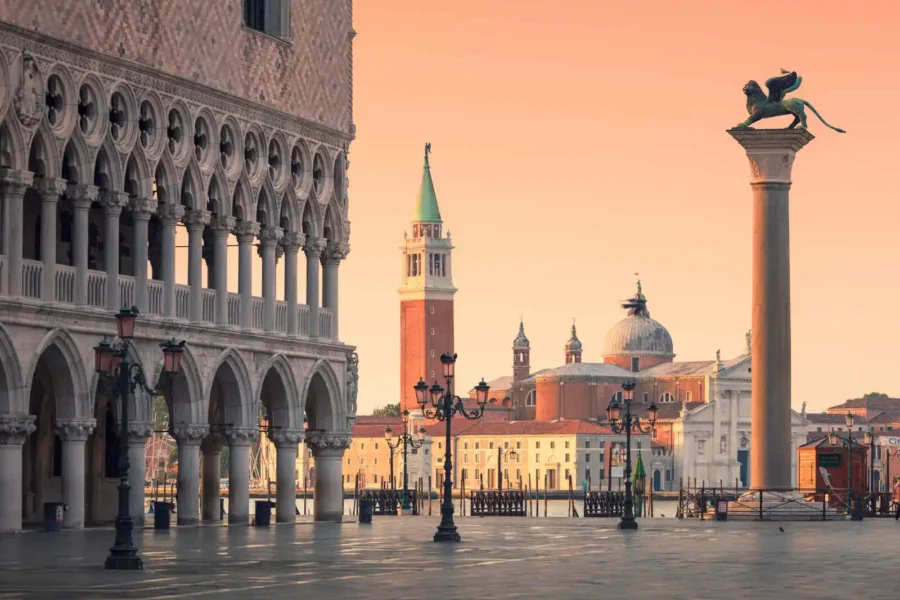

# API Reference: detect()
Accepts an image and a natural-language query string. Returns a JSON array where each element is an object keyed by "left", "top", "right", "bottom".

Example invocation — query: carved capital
[
  {"left": 258, "top": 226, "right": 284, "bottom": 247},
  {"left": 322, "top": 241, "right": 350, "bottom": 265},
  {"left": 269, "top": 429, "right": 305, "bottom": 448},
  {"left": 130, "top": 197, "right": 158, "bottom": 218},
  {"left": 157, "top": 202, "right": 186, "bottom": 224},
  {"left": 233, "top": 220, "right": 260, "bottom": 243},
  {"left": 303, "top": 236, "right": 328, "bottom": 259},
  {"left": 99, "top": 190, "right": 129, "bottom": 216},
  {"left": 225, "top": 427, "right": 258, "bottom": 447},
  {"left": 183, "top": 209, "right": 212, "bottom": 231},
  {"left": 200, "top": 432, "right": 226, "bottom": 453},
  {"left": 728, "top": 128, "right": 814, "bottom": 184},
  {"left": 66, "top": 183, "right": 99, "bottom": 208},
  {"left": 280, "top": 231, "right": 305, "bottom": 253},
  {"left": 55, "top": 419, "right": 97, "bottom": 442},
  {"left": 33, "top": 177, "right": 67, "bottom": 200},
  {"left": 0, "top": 168, "right": 34, "bottom": 197},
  {"left": 306, "top": 432, "right": 352, "bottom": 455},
  {"left": 209, "top": 215, "right": 236, "bottom": 235},
  {"left": 0, "top": 415, "right": 36, "bottom": 445},
  {"left": 172, "top": 425, "right": 209, "bottom": 444},
  {"left": 127, "top": 422, "right": 155, "bottom": 444}
]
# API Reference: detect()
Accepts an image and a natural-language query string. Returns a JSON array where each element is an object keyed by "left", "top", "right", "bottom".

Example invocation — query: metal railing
[
  {"left": 358, "top": 490, "right": 419, "bottom": 516},
  {"left": 469, "top": 490, "right": 527, "bottom": 516},
  {"left": 583, "top": 491, "right": 626, "bottom": 517}
]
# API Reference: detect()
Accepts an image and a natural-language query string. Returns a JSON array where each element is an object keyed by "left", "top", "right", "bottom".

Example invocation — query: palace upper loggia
[{"left": 0, "top": 1, "right": 358, "bottom": 532}]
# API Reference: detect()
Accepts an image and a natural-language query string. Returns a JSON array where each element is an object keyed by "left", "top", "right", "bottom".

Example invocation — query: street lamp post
[
  {"left": 863, "top": 430, "right": 875, "bottom": 514},
  {"left": 605, "top": 380, "right": 657, "bottom": 530},
  {"left": 414, "top": 352, "right": 489, "bottom": 542},
  {"left": 828, "top": 411, "right": 862, "bottom": 521},
  {"left": 93, "top": 306, "right": 186, "bottom": 570},
  {"left": 385, "top": 409, "right": 426, "bottom": 512},
  {"left": 497, "top": 447, "right": 516, "bottom": 493}
]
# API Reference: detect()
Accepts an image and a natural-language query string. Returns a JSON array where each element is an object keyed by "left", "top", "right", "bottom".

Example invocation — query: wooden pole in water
[
  {"left": 428, "top": 476, "right": 433, "bottom": 516},
  {"left": 568, "top": 474, "right": 573, "bottom": 517},
  {"left": 544, "top": 473, "right": 548, "bottom": 517},
  {"left": 527, "top": 473, "right": 533, "bottom": 516}
]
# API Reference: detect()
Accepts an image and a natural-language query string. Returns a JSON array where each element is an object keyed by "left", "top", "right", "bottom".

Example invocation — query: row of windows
[
  {"left": 406, "top": 252, "right": 449, "bottom": 278},
  {"left": 522, "top": 390, "right": 691, "bottom": 406},
  {"left": 412, "top": 223, "right": 441, "bottom": 238}
]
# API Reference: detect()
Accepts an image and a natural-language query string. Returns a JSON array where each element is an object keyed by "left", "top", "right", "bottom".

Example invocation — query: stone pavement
[{"left": 0, "top": 517, "right": 897, "bottom": 599}]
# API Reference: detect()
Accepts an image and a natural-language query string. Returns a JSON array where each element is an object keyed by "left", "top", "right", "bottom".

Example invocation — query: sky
[{"left": 189, "top": 0, "right": 900, "bottom": 415}]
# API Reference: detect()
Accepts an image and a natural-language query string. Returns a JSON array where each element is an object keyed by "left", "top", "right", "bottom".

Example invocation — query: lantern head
[
  {"left": 474, "top": 379, "right": 490, "bottom": 406},
  {"left": 440, "top": 352, "right": 457, "bottom": 378},
  {"left": 414, "top": 378, "right": 429, "bottom": 408},
  {"left": 115, "top": 306, "right": 139, "bottom": 340}
]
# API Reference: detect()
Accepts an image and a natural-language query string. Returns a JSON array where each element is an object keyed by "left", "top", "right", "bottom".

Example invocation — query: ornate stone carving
[
  {"left": 233, "top": 220, "right": 260, "bottom": 243},
  {"left": 99, "top": 190, "right": 129, "bottom": 216},
  {"left": 66, "top": 183, "right": 100, "bottom": 208},
  {"left": 33, "top": 177, "right": 68, "bottom": 199},
  {"left": 157, "top": 202, "right": 186, "bottom": 223},
  {"left": 258, "top": 226, "right": 284, "bottom": 247},
  {"left": 182, "top": 209, "right": 212, "bottom": 230},
  {"left": 127, "top": 422, "right": 155, "bottom": 444},
  {"left": 209, "top": 215, "right": 236, "bottom": 235},
  {"left": 55, "top": 420, "right": 97, "bottom": 442},
  {"left": 129, "top": 196, "right": 158, "bottom": 217},
  {"left": 0, "top": 415, "right": 36, "bottom": 445},
  {"left": 225, "top": 427, "right": 258, "bottom": 447},
  {"left": 200, "top": 432, "right": 226, "bottom": 453},
  {"left": 306, "top": 432, "right": 352, "bottom": 452},
  {"left": 280, "top": 231, "right": 305, "bottom": 253},
  {"left": 322, "top": 241, "right": 350, "bottom": 264},
  {"left": 728, "top": 129, "right": 814, "bottom": 184},
  {"left": 269, "top": 429, "right": 305, "bottom": 448},
  {"left": 303, "top": 236, "right": 328, "bottom": 258},
  {"left": 0, "top": 169, "right": 34, "bottom": 196},
  {"left": 13, "top": 53, "right": 44, "bottom": 128},
  {"left": 172, "top": 425, "right": 209, "bottom": 444},
  {"left": 346, "top": 351, "right": 359, "bottom": 418}
]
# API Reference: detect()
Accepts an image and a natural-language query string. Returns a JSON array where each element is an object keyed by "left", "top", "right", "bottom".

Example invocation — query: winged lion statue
[{"left": 735, "top": 70, "right": 845, "bottom": 133}]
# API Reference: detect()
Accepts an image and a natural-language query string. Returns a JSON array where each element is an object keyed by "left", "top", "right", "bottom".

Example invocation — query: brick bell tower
[{"left": 399, "top": 143, "right": 456, "bottom": 415}]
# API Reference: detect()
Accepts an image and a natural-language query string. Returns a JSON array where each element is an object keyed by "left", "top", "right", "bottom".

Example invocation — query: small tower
[
  {"left": 512, "top": 319, "right": 531, "bottom": 382},
  {"left": 399, "top": 144, "right": 457, "bottom": 414},
  {"left": 565, "top": 319, "right": 583, "bottom": 364}
]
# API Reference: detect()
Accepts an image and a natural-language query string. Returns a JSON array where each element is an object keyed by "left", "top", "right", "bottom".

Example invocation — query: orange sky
[{"left": 332, "top": 1, "right": 900, "bottom": 414}]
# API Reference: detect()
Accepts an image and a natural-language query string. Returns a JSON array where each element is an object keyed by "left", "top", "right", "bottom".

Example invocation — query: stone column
[
  {"left": 55, "top": 420, "right": 96, "bottom": 529},
  {"left": 34, "top": 178, "right": 67, "bottom": 301},
  {"left": 69, "top": 186, "right": 98, "bottom": 306},
  {"left": 130, "top": 198, "right": 157, "bottom": 313},
  {"left": 304, "top": 237, "right": 327, "bottom": 337},
  {"left": 0, "top": 169, "right": 34, "bottom": 296},
  {"left": 729, "top": 128, "right": 813, "bottom": 490},
  {"left": 173, "top": 425, "right": 207, "bottom": 526},
  {"left": 282, "top": 232, "right": 304, "bottom": 335},
  {"left": 307, "top": 432, "right": 351, "bottom": 522},
  {"left": 234, "top": 221, "right": 259, "bottom": 329},
  {"left": 127, "top": 422, "right": 154, "bottom": 527},
  {"left": 270, "top": 429, "right": 304, "bottom": 523},
  {"left": 0, "top": 415, "right": 36, "bottom": 533},
  {"left": 200, "top": 433, "right": 225, "bottom": 522},
  {"left": 100, "top": 191, "right": 128, "bottom": 310},
  {"left": 157, "top": 203, "right": 184, "bottom": 317},
  {"left": 210, "top": 216, "right": 235, "bottom": 325},
  {"left": 225, "top": 428, "right": 257, "bottom": 525},
  {"left": 183, "top": 210, "right": 211, "bottom": 322},
  {"left": 321, "top": 242, "right": 349, "bottom": 340},
  {"left": 259, "top": 227, "right": 283, "bottom": 332}
]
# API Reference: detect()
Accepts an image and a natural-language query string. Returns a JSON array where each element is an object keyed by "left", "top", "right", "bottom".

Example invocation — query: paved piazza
[{"left": 0, "top": 517, "right": 897, "bottom": 599}]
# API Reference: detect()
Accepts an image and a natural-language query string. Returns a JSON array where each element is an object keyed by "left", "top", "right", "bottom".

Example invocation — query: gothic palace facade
[{"left": 0, "top": 1, "right": 358, "bottom": 532}]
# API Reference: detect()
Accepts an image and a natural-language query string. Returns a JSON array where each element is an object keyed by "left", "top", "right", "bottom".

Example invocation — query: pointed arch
[
  {"left": 27, "top": 124, "right": 61, "bottom": 179},
  {"left": 153, "top": 151, "right": 176, "bottom": 205},
  {"left": 278, "top": 191, "right": 301, "bottom": 233},
  {"left": 255, "top": 178, "right": 277, "bottom": 227},
  {"left": 61, "top": 134, "right": 92, "bottom": 184},
  {"left": 231, "top": 172, "right": 252, "bottom": 222},
  {"left": 300, "top": 196, "right": 322, "bottom": 238},
  {"left": 0, "top": 322, "right": 26, "bottom": 415},
  {"left": 207, "top": 166, "right": 228, "bottom": 216},
  {"left": 159, "top": 343, "right": 204, "bottom": 428},
  {"left": 180, "top": 160, "right": 204, "bottom": 208},
  {"left": 25, "top": 328, "right": 90, "bottom": 421},
  {"left": 300, "top": 359, "right": 344, "bottom": 432},
  {"left": 124, "top": 143, "right": 153, "bottom": 199},
  {"left": 206, "top": 348, "right": 254, "bottom": 429},
  {"left": 93, "top": 136, "right": 124, "bottom": 192},
  {"left": 256, "top": 354, "right": 301, "bottom": 430},
  {"left": 0, "top": 118, "right": 27, "bottom": 170},
  {"left": 322, "top": 200, "right": 344, "bottom": 244}
]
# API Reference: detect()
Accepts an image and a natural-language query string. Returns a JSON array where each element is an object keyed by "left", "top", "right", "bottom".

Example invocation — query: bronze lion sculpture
[{"left": 736, "top": 70, "right": 845, "bottom": 133}]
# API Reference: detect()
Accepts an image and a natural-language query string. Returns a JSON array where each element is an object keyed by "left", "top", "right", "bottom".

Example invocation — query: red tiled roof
[
  {"left": 355, "top": 415, "right": 403, "bottom": 425},
  {"left": 805, "top": 413, "right": 870, "bottom": 425},
  {"left": 828, "top": 396, "right": 900, "bottom": 412},
  {"left": 422, "top": 419, "right": 480, "bottom": 438}
]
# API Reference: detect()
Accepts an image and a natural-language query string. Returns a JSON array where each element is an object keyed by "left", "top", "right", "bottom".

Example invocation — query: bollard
[
  {"left": 254, "top": 500, "right": 273, "bottom": 526},
  {"left": 153, "top": 501, "right": 172, "bottom": 530},
  {"left": 359, "top": 498, "right": 374, "bottom": 524}
]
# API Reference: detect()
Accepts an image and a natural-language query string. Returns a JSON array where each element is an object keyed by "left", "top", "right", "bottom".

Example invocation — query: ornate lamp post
[
  {"left": 828, "top": 411, "right": 862, "bottom": 521},
  {"left": 93, "top": 306, "right": 186, "bottom": 570},
  {"left": 863, "top": 430, "right": 875, "bottom": 514},
  {"left": 385, "top": 409, "right": 426, "bottom": 511},
  {"left": 414, "top": 352, "right": 489, "bottom": 542},
  {"left": 497, "top": 447, "right": 516, "bottom": 493},
  {"left": 606, "top": 380, "right": 657, "bottom": 530}
]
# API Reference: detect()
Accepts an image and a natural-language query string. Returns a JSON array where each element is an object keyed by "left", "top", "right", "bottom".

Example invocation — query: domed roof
[
  {"left": 602, "top": 281, "right": 674, "bottom": 359},
  {"left": 513, "top": 319, "right": 530, "bottom": 349},
  {"left": 565, "top": 321, "right": 582, "bottom": 352}
]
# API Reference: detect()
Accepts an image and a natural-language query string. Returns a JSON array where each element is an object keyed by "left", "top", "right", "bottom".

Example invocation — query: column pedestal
[
  {"left": 200, "top": 434, "right": 225, "bottom": 522},
  {"left": 0, "top": 416, "right": 36, "bottom": 533},
  {"left": 127, "top": 423, "right": 153, "bottom": 527},
  {"left": 307, "top": 432, "right": 351, "bottom": 522},
  {"left": 729, "top": 128, "right": 813, "bottom": 491},
  {"left": 56, "top": 420, "right": 96, "bottom": 529},
  {"left": 271, "top": 430, "right": 304, "bottom": 523},
  {"left": 173, "top": 426, "right": 207, "bottom": 526},
  {"left": 225, "top": 429, "right": 257, "bottom": 525}
]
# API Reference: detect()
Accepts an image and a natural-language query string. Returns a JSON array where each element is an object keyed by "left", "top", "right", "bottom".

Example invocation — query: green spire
[
  {"left": 414, "top": 142, "right": 442, "bottom": 222},
  {"left": 634, "top": 452, "right": 646, "bottom": 479}
]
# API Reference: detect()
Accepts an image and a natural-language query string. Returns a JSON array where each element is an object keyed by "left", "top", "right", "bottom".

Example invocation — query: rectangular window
[
  {"left": 535, "top": 442, "right": 541, "bottom": 449},
  {"left": 550, "top": 441, "right": 555, "bottom": 449},
  {"left": 464, "top": 454, "right": 469, "bottom": 463},
  {"left": 631, "top": 356, "right": 640, "bottom": 372},
  {"left": 361, "top": 443, "right": 364, "bottom": 450},
  {"left": 565, "top": 469, "right": 570, "bottom": 481},
  {"left": 475, "top": 442, "right": 480, "bottom": 449},
  {"left": 585, "top": 440, "right": 591, "bottom": 449},
  {"left": 425, "top": 449, "right": 429, "bottom": 456},
  {"left": 243, "top": 1, "right": 291, "bottom": 39},
  {"left": 565, "top": 441, "right": 570, "bottom": 449},
  {"left": 375, "top": 443, "right": 378, "bottom": 450},
  {"left": 516, "top": 441, "right": 521, "bottom": 449},
  {"left": 411, "top": 448, "right": 417, "bottom": 455},
  {"left": 565, "top": 453, "right": 570, "bottom": 462},
  {"left": 504, "top": 441, "right": 509, "bottom": 449},
  {"left": 374, "top": 457, "right": 378, "bottom": 465},
  {"left": 584, "top": 468, "right": 590, "bottom": 482},
  {"left": 373, "top": 474, "right": 378, "bottom": 483},
  {"left": 464, "top": 442, "right": 468, "bottom": 450},
  {"left": 475, "top": 454, "right": 480, "bottom": 463},
  {"left": 536, "top": 454, "right": 540, "bottom": 462},
  {"left": 489, "top": 441, "right": 494, "bottom": 450},
  {"left": 474, "top": 469, "right": 480, "bottom": 480},
  {"left": 643, "top": 392, "right": 649, "bottom": 403},
  {"left": 585, "top": 453, "right": 591, "bottom": 462},
  {"left": 685, "top": 391, "right": 692, "bottom": 402}
]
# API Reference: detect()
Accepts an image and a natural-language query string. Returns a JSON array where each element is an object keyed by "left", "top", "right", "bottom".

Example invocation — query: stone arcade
[{"left": 0, "top": 2, "right": 357, "bottom": 532}]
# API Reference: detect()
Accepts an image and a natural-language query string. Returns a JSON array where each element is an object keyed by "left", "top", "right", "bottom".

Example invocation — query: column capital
[
  {"left": 99, "top": 190, "right": 129, "bottom": 216},
  {"left": 33, "top": 176, "right": 67, "bottom": 199},
  {"left": 281, "top": 231, "right": 305, "bottom": 253},
  {"left": 172, "top": 424, "right": 209, "bottom": 444},
  {"left": 55, "top": 419, "right": 97, "bottom": 442},
  {"left": 200, "top": 432, "right": 226, "bottom": 453},
  {"left": 306, "top": 431, "right": 352, "bottom": 456},
  {"left": 157, "top": 202, "right": 186, "bottom": 224},
  {"left": 259, "top": 226, "right": 284, "bottom": 247},
  {"left": 183, "top": 209, "right": 212, "bottom": 231},
  {"left": 303, "top": 236, "right": 328, "bottom": 259},
  {"left": 269, "top": 428, "right": 305, "bottom": 448},
  {"left": 209, "top": 215, "right": 236, "bottom": 236},
  {"left": 234, "top": 220, "right": 260, "bottom": 243},
  {"left": 0, "top": 414, "right": 36, "bottom": 445},
  {"left": 66, "top": 183, "right": 100, "bottom": 208},
  {"left": 127, "top": 421, "right": 155, "bottom": 444},
  {"left": 0, "top": 168, "right": 34, "bottom": 194},
  {"left": 130, "top": 196, "right": 158, "bottom": 219},
  {"left": 225, "top": 427, "right": 259, "bottom": 447},
  {"left": 727, "top": 128, "right": 814, "bottom": 184},
  {"left": 322, "top": 241, "right": 350, "bottom": 265}
]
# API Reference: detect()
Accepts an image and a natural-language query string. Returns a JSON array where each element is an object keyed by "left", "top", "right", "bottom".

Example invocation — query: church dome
[
  {"left": 602, "top": 282, "right": 674, "bottom": 359},
  {"left": 565, "top": 322, "right": 582, "bottom": 352}
]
